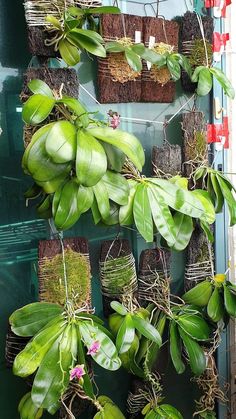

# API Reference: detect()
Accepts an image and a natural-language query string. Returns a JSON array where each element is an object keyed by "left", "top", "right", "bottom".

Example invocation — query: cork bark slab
[
  {"left": 98, "top": 14, "right": 142, "bottom": 103},
  {"left": 180, "top": 12, "right": 214, "bottom": 92},
  {"left": 152, "top": 145, "right": 182, "bottom": 176},
  {"left": 100, "top": 238, "right": 137, "bottom": 317},
  {"left": 27, "top": 27, "right": 58, "bottom": 57},
  {"left": 38, "top": 237, "right": 91, "bottom": 308},
  {"left": 141, "top": 17, "right": 179, "bottom": 103},
  {"left": 21, "top": 68, "right": 79, "bottom": 102},
  {"left": 182, "top": 111, "right": 208, "bottom": 178}
]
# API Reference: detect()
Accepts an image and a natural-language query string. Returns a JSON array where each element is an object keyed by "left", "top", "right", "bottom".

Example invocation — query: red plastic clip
[
  {"left": 213, "top": 32, "right": 230, "bottom": 52},
  {"left": 205, "top": 0, "right": 231, "bottom": 17},
  {"left": 207, "top": 117, "right": 229, "bottom": 149}
]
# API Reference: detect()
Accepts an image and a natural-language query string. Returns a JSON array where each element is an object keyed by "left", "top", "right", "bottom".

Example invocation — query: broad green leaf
[
  {"left": 28, "top": 79, "right": 54, "bottom": 98},
  {"left": 22, "top": 94, "right": 55, "bottom": 125},
  {"left": 106, "top": 41, "right": 125, "bottom": 53},
  {"left": 158, "top": 404, "right": 183, "bottom": 419},
  {"left": 110, "top": 301, "right": 128, "bottom": 316},
  {"left": 191, "top": 65, "right": 206, "bottom": 82},
  {"left": 178, "top": 328, "right": 206, "bottom": 376},
  {"left": 9, "top": 302, "right": 63, "bottom": 337},
  {"left": 92, "top": 179, "right": 110, "bottom": 219},
  {"left": 101, "top": 142, "right": 126, "bottom": 172},
  {"left": 196, "top": 67, "right": 213, "bottom": 96},
  {"left": 133, "top": 184, "right": 153, "bottom": 242},
  {"left": 18, "top": 392, "right": 43, "bottom": 419},
  {"left": 120, "top": 335, "right": 144, "bottom": 378},
  {"left": 13, "top": 317, "right": 65, "bottom": 377},
  {"left": 210, "top": 67, "right": 235, "bottom": 99},
  {"left": 59, "top": 38, "right": 81, "bottom": 66},
  {"left": 116, "top": 314, "right": 135, "bottom": 354},
  {"left": 37, "top": 195, "right": 52, "bottom": 219},
  {"left": 79, "top": 322, "right": 121, "bottom": 371},
  {"left": 147, "top": 185, "right": 177, "bottom": 247},
  {"left": 167, "top": 55, "right": 181, "bottom": 81},
  {"left": 175, "top": 53, "right": 192, "bottom": 78},
  {"left": 102, "top": 201, "right": 120, "bottom": 226},
  {"left": 224, "top": 284, "right": 236, "bottom": 317},
  {"left": 102, "top": 170, "right": 129, "bottom": 205},
  {"left": 45, "top": 120, "right": 76, "bottom": 163},
  {"left": 210, "top": 173, "right": 224, "bottom": 212},
  {"left": 84, "top": 6, "right": 120, "bottom": 14},
  {"left": 36, "top": 173, "right": 69, "bottom": 194},
  {"left": 141, "top": 49, "right": 166, "bottom": 66},
  {"left": 45, "top": 15, "right": 62, "bottom": 29},
  {"left": 200, "top": 220, "right": 214, "bottom": 243},
  {"left": 191, "top": 189, "right": 216, "bottom": 224},
  {"left": 207, "top": 287, "right": 224, "bottom": 322},
  {"left": 170, "top": 213, "right": 193, "bottom": 251},
  {"left": 170, "top": 321, "right": 185, "bottom": 374},
  {"left": 77, "top": 184, "right": 94, "bottom": 214},
  {"left": 216, "top": 174, "right": 236, "bottom": 226},
  {"left": 53, "top": 179, "right": 81, "bottom": 230},
  {"left": 132, "top": 315, "right": 162, "bottom": 346},
  {"left": 119, "top": 180, "right": 138, "bottom": 225},
  {"left": 88, "top": 127, "right": 145, "bottom": 172},
  {"left": 76, "top": 129, "right": 107, "bottom": 187},
  {"left": 182, "top": 281, "right": 213, "bottom": 307},
  {"left": 91, "top": 199, "right": 101, "bottom": 225},
  {"left": 57, "top": 96, "right": 89, "bottom": 128},
  {"left": 125, "top": 48, "right": 142, "bottom": 72},
  {"left": 177, "top": 314, "right": 210, "bottom": 341},
  {"left": 132, "top": 43, "right": 146, "bottom": 56},
  {"left": 68, "top": 30, "right": 106, "bottom": 57}
]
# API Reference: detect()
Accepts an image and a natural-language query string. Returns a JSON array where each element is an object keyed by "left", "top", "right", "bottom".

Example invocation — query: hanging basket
[
  {"left": 141, "top": 17, "right": 179, "bottom": 103},
  {"left": 138, "top": 248, "right": 171, "bottom": 306},
  {"left": 24, "top": 0, "right": 102, "bottom": 56},
  {"left": 98, "top": 13, "right": 143, "bottom": 103},
  {"left": 182, "top": 111, "right": 208, "bottom": 179},
  {"left": 152, "top": 144, "right": 182, "bottom": 177},
  {"left": 99, "top": 238, "right": 138, "bottom": 317},
  {"left": 180, "top": 12, "right": 213, "bottom": 93},
  {"left": 38, "top": 237, "right": 92, "bottom": 310}
]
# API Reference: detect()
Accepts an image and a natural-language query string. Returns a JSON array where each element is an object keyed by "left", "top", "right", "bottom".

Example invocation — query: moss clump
[
  {"left": 100, "top": 255, "right": 137, "bottom": 296},
  {"left": 194, "top": 130, "right": 207, "bottom": 159},
  {"left": 189, "top": 39, "right": 213, "bottom": 67},
  {"left": 39, "top": 248, "right": 91, "bottom": 308}
]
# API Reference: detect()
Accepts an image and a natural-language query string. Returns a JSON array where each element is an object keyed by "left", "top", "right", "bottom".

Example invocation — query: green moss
[
  {"left": 40, "top": 248, "right": 91, "bottom": 308},
  {"left": 195, "top": 130, "right": 207, "bottom": 158},
  {"left": 189, "top": 39, "right": 213, "bottom": 67},
  {"left": 101, "top": 255, "right": 136, "bottom": 294}
]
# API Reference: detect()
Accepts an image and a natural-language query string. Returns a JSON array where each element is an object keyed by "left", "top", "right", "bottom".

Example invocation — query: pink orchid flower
[
  {"left": 87, "top": 340, "right": 101, "bottom": 356},
  {"left": 110, "top": 114, "right": 121, "bottom": 129},
  {"left": 70, "top": 364, "right": 85, "bottom": 381}
]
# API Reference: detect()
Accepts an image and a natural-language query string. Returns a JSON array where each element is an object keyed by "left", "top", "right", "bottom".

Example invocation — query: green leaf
[
  {"left": 59, "top": 38, "right": 81, "bottom": 66},
  {"left": 57, "top": 96, "right": 89, "bottom": 128},
  {"left": 216, "top": 174, "right": 236, "bottom": 226},
  {"left": 224, "top": 284, "right": 236, "bottom": 317},
  {"left": 36, "top": 173, "right": 69, "bottom": 194},
  {"left": 125, "top": 49, "right": 142, "bottom": 72},
  {"left": 141, "top": 49, "right": 166, "bottom": 66},
  {"left": 177, "top": 314, "right": 211, "bottom": 341},
  {"left": 158, "top": 404, "right": 183, "bottom": 419},
  {"left": 102, "top": 170, "right": 129, "bottom": 205},
  {"left": 182, "top": 281, "right": 213, "bottom": 307},
  {"left": 9, "top": 302, "right": 63, "bottom": 337},
  {"left": 116, "top": 314, "right": 135, "bottom": 354},
  {"left": 76, "top": 129, "right": 107, "bottom": 187},
  {"left": 170, "top": 213, "right": 193, "bottom": 251},
  {"left": 132, "top": 315, "right": 162, "bottom": 346},
  {"left": 167, "top": 55, "right": 181, "bottom": 81},
  {"left": 79, "top": 322, "right": 121, "bottom": 371},
  {"left": 175, "top": 53, "right": 192, "bottom": 78},
  {"left": 133, "top": 184, "right": 153, "bottom": 242},
  {"left": 120, "top": 335, "right": 144, "bottom": 378},
  {"left": 68, "top": 29, "right": 106, "bottom": 57},
  {"left": 105, "top": 41, "right": 125, "bottom": 53},
  {"left": 110, "top": 301, "right": 128, "bottom": 316},
  {"left": 207, "top": 287, "right": 224, "bottom": 322},
  {"left": 85, "top": 6, "right": 121, "bottom": 14},
  {"left": 101, "top": 142, "right": 126, "bottom": 172},
  {"left": 45, "top": 120, "right": 76, "bottom": 163},
  {"left": 77, "top": 184, "right": 94, "bottom": 214},
  {"left": 210, "top": 173, "right": 224, "bottom": 213},
  {"left": 178, "top": 328, "right": 206, "bottom": 376},
  {"left": 45, "top": 15, "right": 62, "bottom": 29},
  {"left": 22, "top": 94, "right": 55, "bottom": 125},
  {"left": 13, "top": 316, "right": 65, "bottom": 377},
  {"left": 53, "top": 179, "right": 81, "bottom": 230},
  {"left": 191, "top": 189, "right": 216, "bottom": 224},
  {"left": 119, "top": 180, "right": 137, "bottom": 226},
  {"left": 37, "top": 195, "right": 52, "bottom": 219},
  {"left": 28, "top": 79, "right": 54, "bottom": 98},
  {"left": 196, "top": 67, "right": 213, "bottom": 96},
  {"left": 102, "top": 201, "right": 120, "bottom": 226},
  {"left": 200, "top": 220, "right": 214, "bottom": 243},
  {"left": 88, "top": 127, "right": 145, "bottom": 172},
  {"left": 92, "top": 179, "right": 110, "bottom": 219},
  {"left": 147, "top": 185, "right": 177, "bottom": 247},
  {"left": 210, "top": 67, "right": 235, "bottom": 99},
  {"left": 91, "top": 199, "right": 101, "bottom": 224},
  {"left": 191, "top": 66, "right": 206, "bottom": 82},
  {"left": 170, "top": 321, "right": 185, "bottom": 374}
]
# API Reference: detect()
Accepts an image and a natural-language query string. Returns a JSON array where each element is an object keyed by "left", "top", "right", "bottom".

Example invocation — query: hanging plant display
[
  {"left": 99, "top": 238, "right": 137, "bottom": 317},
  {"left": 38, "top": 237, "right": 91, "bottom": 309},
  {"left": 98, "top": 13, "right": 143, "bottom": 103},
  {"left": 138, "top": 248, "right": 171, "bottom": 306},
  {"left": 152, "top": 144, "right": 182, "bottom": 177},
  {"left": 141, "top": 17, "right": 179, "bottom": 102},
  {"left": 180, "top": 11, "right": 214, "bottom": 93}
]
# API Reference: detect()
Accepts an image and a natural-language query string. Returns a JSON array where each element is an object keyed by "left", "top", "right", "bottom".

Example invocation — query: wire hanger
[{"left": 113, "top": 0, "right": 167, "bottom": 17}]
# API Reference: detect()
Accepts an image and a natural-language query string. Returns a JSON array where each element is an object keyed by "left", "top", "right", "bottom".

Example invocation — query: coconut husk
[
  {"left": 141, "top": 17, "right": 179, "bottom": 102},
  {"left": 38, "top": 237, "right": 92, "bottom": 310},
  {"left": 152, "top": 144, "right": 182, "bottom": 177},
  {"left": 99, "top": 238, "right": 138, "bottom": 317},
  {"left": 180, "top": 11, "right": 214, "bottom": 92},
  {"left": 182, "top": 111, "right": 208, "bottom": 178},
  {"left": 98, "top": 14, "right": 142, "bottom": 103}
]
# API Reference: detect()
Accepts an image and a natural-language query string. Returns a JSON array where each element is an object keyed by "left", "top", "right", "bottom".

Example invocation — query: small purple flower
[
  {"left": 87, "top": 340, "right": 101, "bottom": 355},
  {"left": 70, "top": 364, "right": 85, "bottom": 381},
  {"left": 108, "top": 110, "right": 121, "bottom": 130}
]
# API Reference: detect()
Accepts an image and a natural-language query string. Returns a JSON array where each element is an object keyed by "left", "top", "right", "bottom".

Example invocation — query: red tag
[
  {"left": 205, "top": 0, "right": 231, "bottom": 17},
  {"left": 207, "top": 117, "right": 229, "bottom": 148},
  {"left": 213, "top": 32, "right": 230, "bottom": 52}
]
